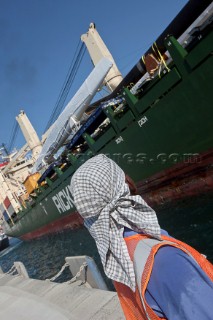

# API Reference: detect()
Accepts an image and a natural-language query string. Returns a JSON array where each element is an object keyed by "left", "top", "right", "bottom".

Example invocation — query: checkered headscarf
[{"left": 70, "top": 154, "right": 161, "bottom": 291}]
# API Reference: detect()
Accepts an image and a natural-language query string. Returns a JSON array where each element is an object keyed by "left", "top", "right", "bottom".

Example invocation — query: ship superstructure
[{"left": 0, "top": 111, "right": 42, "bottom": 225}]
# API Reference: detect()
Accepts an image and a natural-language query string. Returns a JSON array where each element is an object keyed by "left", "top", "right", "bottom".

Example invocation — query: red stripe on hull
[
  {"left": 21, "top": 212, "right": 84, "bottom": 240},
  {"left": 138, "top": 149, "right": 213, "bottom": 207}
]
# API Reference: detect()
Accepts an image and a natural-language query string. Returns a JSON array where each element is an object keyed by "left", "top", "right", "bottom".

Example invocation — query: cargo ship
[{"left": 1, "top": 0, "right": 213, "bottom": 240}]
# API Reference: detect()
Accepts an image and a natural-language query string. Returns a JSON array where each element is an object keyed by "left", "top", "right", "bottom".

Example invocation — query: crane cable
[
  {"left": 7, "top": 121, "right": 19, "bottom": 153},
  {"left": 44, "top": 41, "right": 86, "bottom": 132}
]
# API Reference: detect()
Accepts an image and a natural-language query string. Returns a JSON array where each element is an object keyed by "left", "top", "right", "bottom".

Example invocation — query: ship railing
[{"left": 131, "top": 5, "right": 213, "bottom": 96}]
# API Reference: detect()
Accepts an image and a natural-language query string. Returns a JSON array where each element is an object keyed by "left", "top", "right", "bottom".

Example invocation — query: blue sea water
[{"left": 0, "top": 193, "right": 212, "bottom": 290}]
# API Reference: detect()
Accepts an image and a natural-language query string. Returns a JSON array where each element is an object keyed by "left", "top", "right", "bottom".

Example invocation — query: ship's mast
[
  {"left": 81, "top": 23, "right": 123, "bottom": 92},
  {"left": 16, "top": 110, "right": 42, "bottom": 161}
]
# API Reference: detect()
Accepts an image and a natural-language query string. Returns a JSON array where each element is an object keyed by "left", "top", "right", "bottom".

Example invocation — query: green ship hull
[{"left": 3, "top": 3, "right": 213, "bottom": 240}]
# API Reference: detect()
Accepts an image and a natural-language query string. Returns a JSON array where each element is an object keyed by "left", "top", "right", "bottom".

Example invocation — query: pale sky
[{"left": 0, "top": 0, "right": 188, "bottom": 152}]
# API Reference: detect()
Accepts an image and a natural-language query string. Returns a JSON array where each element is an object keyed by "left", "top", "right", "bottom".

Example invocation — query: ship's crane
[
  {"left": 2, "top": 110, "right": 42, "bottom": 175},
  {"left": 16, "top": 110, "right": 42, "bottom": 161},
  {"left": 33, "top": 58, "right": 113, "bottom": 172},
  {"left": 81, "top": 23, "right": 123, "bottom": 92}
]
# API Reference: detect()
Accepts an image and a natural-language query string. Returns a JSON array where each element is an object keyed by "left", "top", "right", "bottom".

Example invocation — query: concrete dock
[{"left": 0, "top": 259, "right": 125, "bottom": 320}]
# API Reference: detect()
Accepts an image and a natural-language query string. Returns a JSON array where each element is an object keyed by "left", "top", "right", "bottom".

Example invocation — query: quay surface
[{"left": 0, "top": 262, "right": 124, "bottom": 320}]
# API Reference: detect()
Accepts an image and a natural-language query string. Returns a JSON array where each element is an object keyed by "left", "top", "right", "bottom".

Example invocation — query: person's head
[
  {"left": 70, "top": 154, "right": 160, "bottom": 290},
  {"left": 70, "top": 153, "right": 128, "bottom": 220}
]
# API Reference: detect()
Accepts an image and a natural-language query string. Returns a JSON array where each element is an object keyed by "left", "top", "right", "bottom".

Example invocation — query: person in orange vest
[{"left": 70, "top": 154, "right": 213, "bottom": 319}]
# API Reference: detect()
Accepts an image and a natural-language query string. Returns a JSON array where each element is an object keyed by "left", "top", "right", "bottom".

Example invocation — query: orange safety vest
[{"left": 114, "top": 234, "right": 213, "bottom": 320}]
